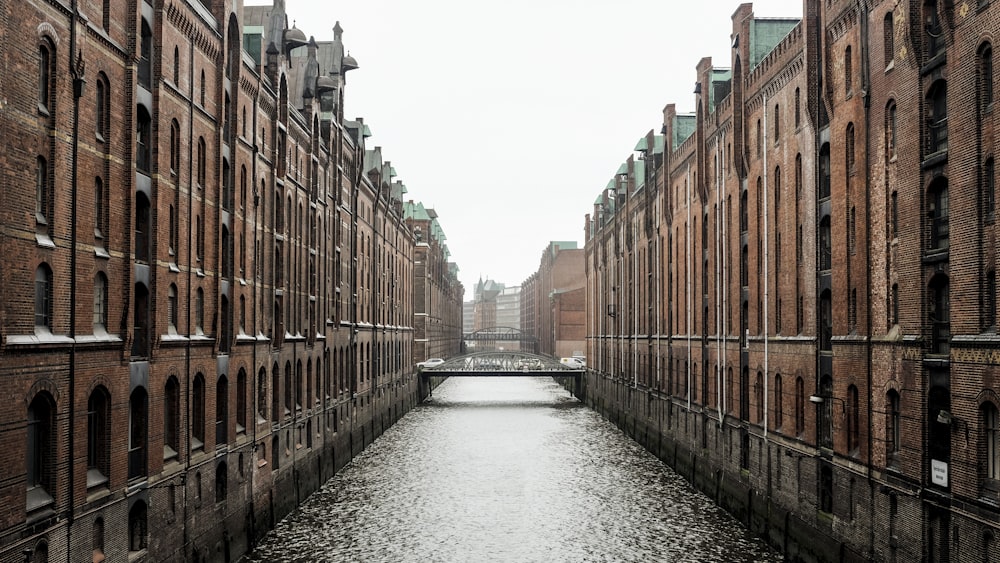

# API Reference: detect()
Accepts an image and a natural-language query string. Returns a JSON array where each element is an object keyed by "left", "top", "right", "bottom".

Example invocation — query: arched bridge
[{"left": 418, "top": 351, "right": 584, "bottom": 398}]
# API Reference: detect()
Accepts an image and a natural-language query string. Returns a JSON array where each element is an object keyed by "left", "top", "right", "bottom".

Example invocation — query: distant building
[{"left": 522, "top": 242, "right": 585, "bottom": 359}]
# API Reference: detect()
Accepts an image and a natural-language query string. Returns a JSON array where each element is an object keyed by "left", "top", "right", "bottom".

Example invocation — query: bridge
[
  {"left": 417, "top": 351, "right": 584, "bottom": 398},
  {"left": 463, "top": 327, "right": 538, "bottom": 353}
]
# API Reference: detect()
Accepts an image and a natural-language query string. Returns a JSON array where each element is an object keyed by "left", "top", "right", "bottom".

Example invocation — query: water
[{"left": 247, "top": 377, "right": 781, "bottom": 562}]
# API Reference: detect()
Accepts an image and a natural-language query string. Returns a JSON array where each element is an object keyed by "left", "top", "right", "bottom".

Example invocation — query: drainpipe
[
  {"left": 763, "top": 93, "right": 770, "bottom": 439},
  {"left": 633, "top": 219, "right": 638, "bottom": 388},
  {"left": 687, "top": 163, "right": 692, "bottom": 410},
  {"left": 248, "top": 75, "right": 260, "bottom": 551},
  {"left": 67, "top": 0, "right": 82, "bottom": 545},
  {"left": 182, "top": 33, "right": 196, "bottom": 561},
  {"left": 716, "top": 139, "right": 724, "bottom": 425},
  {"left": 721, "top": 140, "right": 728, "bottom": 424},
  {"left": 858, "top": 1, "right": 876, "bottom": 558}
]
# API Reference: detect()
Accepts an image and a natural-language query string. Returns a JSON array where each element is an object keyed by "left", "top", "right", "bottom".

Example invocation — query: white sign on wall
[{"left": 931, "top": 459, "right": 949, "bottom": 487}]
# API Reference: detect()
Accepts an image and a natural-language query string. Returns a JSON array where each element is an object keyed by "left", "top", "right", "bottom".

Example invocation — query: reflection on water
[{"left": 247, "top": 377, "right": 780, "bottom": 562}]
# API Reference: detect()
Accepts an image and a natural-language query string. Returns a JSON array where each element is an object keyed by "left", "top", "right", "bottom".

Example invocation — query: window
[
  {"left": 820, "top": 376, "right": 833, "bottom": 448},
  {"left": 929, "top": 274, "right": 950, "bottom": 355},
  {"left": 95, "top": 177, "right": 105, "bottom": 241},
  {"left": 35, "top": 265, "right": 52, "bottom": 332},
  {"left": 984, "top": 403, "right": 1000, "bottom": 481},
  {"left": 26, "top": 393, "right": 56, "bottom": 515},
  {"left": 197, "top": 137, "right": 206, "bottom": 187},
  {"left": 200, "top": 69, "right": 206, "bottom": 107},
  {"left": 93, "top": 273, "right": 107, "bottom": 332},
  {"left": 847, "top": 384, "right": 860, "bottom": 454},
  {"left": 925, "top": 1, "right": 945, "bottom": 60},
  {"left": 884, "top": 12, "right": 895, "bottom": 68},
  {"left": 192, "top": 374, "right": 205, "bottom": 450},
  {"left": 795, "top": 376, "right": 805, "bottom": 436},
  {"left": 756, "top": 119, "right": 762, "bottom": 158},
  {"left": 164, "top": 377, "right": 180, "bottom": 461},
  {"left": 774, "top": 373, "right": 783, "bottom": 430},
  {"left": 128, "top": 389, "right": 148, "bottom": 481},
  {"left": 986, "top": 158, "right": 996, "bottom": 222},
  {"left": 216, "top": 376, "right": 228, "bottom": 445},
  {"left": 87, "top": 388, "right": 110, "bottom": 488},
  {"left": 237, "top": 370, "right": 247, "bottom": 434},
  {"left": 36, "top": 156, "right": 48, "bottom": 225},
  {"left": 95, "top": 78, "right": 107, "bottom": 141},
  {"left": 170, "top": 120, "right": 180, "bottom": 175},
  {"left": 794, "top": 87, "right": 801, "bottom": 128},
  {"left": 132, "top": 283, "right": 149, "bottom": 357},
  {"left": 272, "top": 364, "right": 281, "bottom": 423},
  {"left": 167, "top": 284, "right": 178, "bottom": 334},
  {"left": 773, "top": 103, "right": 780, "bottom": 142},
  {"left": 257, "top": 367, "right": 267, "bottom": 422},
  {"left": 135, "top": 192, "right": 150, "bottom": 263},
  {"left": 928, "top": 177, "right": 949, "bottom": 251},
  {"left": 981, "top": 43, "right": 994, "bottom": 109},
  {"left": 284, "top": 362, "right": 292, "bottom": 415},
  {"left": 173, "top": 46, "right": 180, "bottom": 84},
  {"left": 195, "top": 287, "right": 204, "bottom": 335},
  {"left": 820, "top": 464, "right": 834, "bottom": 513},
  {"left": 819, "top": 143, "right": 831, "bottom": 199},
  {"left": 845, "top": 46, "right": 853, "bottom": 95},
  {"left": 819, "top": 216, "right": 832, "bottom": 271},
  {"left": 820, "top": 291, "right": 833, "bottom": 351},
  {"left": 987, "top": 270, "right": 997, "bottom": 330},
  {"left": 138, "top": 20, "right": 152, "bottom": 88},
  {"left": 755, "top": 372, "right": 764, "bottom": 423},
  {"left": 136, "top": 107, "right": 151, "bottom": 173},
  {"left": 128, "top": 501, "right": 147, "bottom": 552},
  {"left": 927, "top": 80, "right": 948, "bottom": 155},
  {"left": 887, "top": 101, "right": 897, "bottom": 159},
  {"left": 38, "top": 43, "right": 52, "bottom": 112},
  {"left": 891, "top": 190, "right": 899, "bottom": 237},
  {"left": 215, "top": 462, "right": 227, "bottom": 503},
  {"left": 846, "top": 123, "right": 856, "bottom": 172},
  {"left": 887, "top": 390, "right": 901, "bottom": 462}
]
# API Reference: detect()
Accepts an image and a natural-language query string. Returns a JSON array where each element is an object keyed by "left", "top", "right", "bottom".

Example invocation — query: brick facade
[
  {"left": 0, "top": 1, "right": 462, "bottom": 562},
  {"left": 585, "top": 1, "right": 1000, "bottom": 560}
]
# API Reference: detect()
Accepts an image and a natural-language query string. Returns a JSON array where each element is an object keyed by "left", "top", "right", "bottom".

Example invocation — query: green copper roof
[
  {"left": 633, "top": 160, "right": 646, "bottom": 191},
  {"left": 404, "top": 201, "right": 431, "bottom": 221},
  {"left": 616, "top": 162, "right": 628, "bottom": 176},
  {"left": 652, "top": 135, "right": 665, "bottom": 155},
  {"left": 673, "top": 114, "right": 696, "bottom": 150},
  {"left": 750, "top": 19, "right": 799, "bottom": 68},
  {"left": 634, "top": 137, "right": 648, "bottom": 152}
]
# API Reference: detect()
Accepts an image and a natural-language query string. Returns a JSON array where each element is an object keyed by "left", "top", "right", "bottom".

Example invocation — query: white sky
[{"left": 247, "top": 0, "right": 804, "bottom": 297}]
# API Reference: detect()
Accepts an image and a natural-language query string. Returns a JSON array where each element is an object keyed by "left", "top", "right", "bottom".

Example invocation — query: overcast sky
[{"left": 248, "top": 0, "right": 804, "bottom": 297}]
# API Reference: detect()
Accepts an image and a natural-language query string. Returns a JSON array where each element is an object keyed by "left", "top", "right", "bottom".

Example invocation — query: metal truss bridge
[{"left": 417, "top": 351, "right": 585, "bottom": 398}]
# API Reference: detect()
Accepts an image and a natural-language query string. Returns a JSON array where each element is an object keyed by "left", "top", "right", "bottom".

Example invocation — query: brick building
[
  {"left": 585, "top": 1, "right": 1000, "bottom": 560},
  {"left": 522, "top": 241, "right": 585, "bottom": 359},
  {"left": 0, "top": 1, "right": 461, "bottom": 562}
]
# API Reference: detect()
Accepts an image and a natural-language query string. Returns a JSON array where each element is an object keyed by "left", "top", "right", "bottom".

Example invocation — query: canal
[{"left": 246, "top": 377, "right": 781, "bottom": 562}]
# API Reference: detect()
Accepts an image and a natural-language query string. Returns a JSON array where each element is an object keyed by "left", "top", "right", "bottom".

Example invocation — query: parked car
[
  {"left": 417, "top": 358, "right": 445, "bottom": 369},
  {"left": 571, "top": 355, "right": 587, "bottom": 367},
  {"left": 560, "top": 357, "right": 585, "bottom": 369}
]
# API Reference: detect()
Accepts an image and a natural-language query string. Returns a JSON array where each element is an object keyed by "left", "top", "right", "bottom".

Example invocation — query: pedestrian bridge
[
  {"left": 418, "top": 352, "right": 582, "bottom": 376},
  {"left": 417, "top": 351, "right": 585, "bottom": 399}
]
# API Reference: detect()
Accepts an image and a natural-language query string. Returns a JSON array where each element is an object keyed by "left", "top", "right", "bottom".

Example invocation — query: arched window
[
  {"left": 216, "top": 375, "right": 228, "bottom": 445},
  {"left": 173, "top": 46, "right": 180, "bottom": 84},
  {"left": 87, "top": 387, "right": 111, "bottom": 487},
  {"left": 197, "top": 137, "right": 206, "bottom": 187},
  {"left": 236, "top": 369, "right": 247, "bottom": 434},
  {"left": 128, "top": 387, "right": 148, "bottom": 480},
  {"left": 819, "top": 143, "right": 831, "bottom": 199},
  {"left": 795, "top": 376, "right": 805, "bottom": 436},
  {"left": 128, "top": 501, "right": 147, "bottom": 552},
  {"left": 883, "top": 11, "right": 894, "bottom": 68},
  {"left": 257, "top": 367, "right": 268, "bottom": 422},
  {"left": 981, "top": 43, "right": 994, "bottom": 110},
  {"left": 35, "top": 264, "right": 52, "bottom": 332},
  {"left": 846, "top": 123, "right": 856, "bottom": 172},
  {"left": 794, "top": 87, "right": 801, "bottom": 128},
  {"left": 819, "top": 216, "right": 832, "bottom": 271},
  {"left": 95, "top": 78, "right": 107, "bottom": 141},
  {"left": 926, "top": 80, "right": 948, "bottom": 155},
  {"left": 138, "top": 20, "right": 152, "bottom": 88},
  {"left": 36, "top": 156, "right": 48, "bottom": 226},
  {"left": 26, "top": 392, "right": 56, "bottom": 514},
  {"left": 924, "top": 1, "right": 944, "bottom": 60},
  {"left": 983, "top": 403, "right": 1000, "bottom": 481},
  {"left": 192, "top": 373, "right": 206, "bottom": 450},
  {"left": 164, "top": 376, "right": 180, "bottom": 461},
  {"left": 886, "top": 389, "right": 901, "bottom": 463},
  {"left": 929, "top": 274, "right": 950, "bottom": 354},
  {"left": 38, "top": 42, "right": 53, "bottom": 112},
  {"left": 928, "top": 177, "right": 949, "bottom": 250},
  {"left": 886, "top": 101, "right": 897, "bottom": 158},
  {"left": 844, "top": 45, "right": 853, "bottom": 95}
]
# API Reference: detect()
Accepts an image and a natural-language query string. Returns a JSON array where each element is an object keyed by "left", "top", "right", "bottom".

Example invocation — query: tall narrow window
[
  {"left": 167, "top": 284, "right": 178, "bottom": 334},
  {"left": 173, "top": 46, "right": 180, "bottom": 85},
  {"left": 891, "top": 191, "right": 899, "bottom": 237},
  {"left": 820, "top": 376, "right": 834, "bottom": 448},
  {"left": 87, "top": 387, "right": 111, "bottom": 488},
  {"left": 820, "top": 216, "right": 832, "bottom": 270},
  {"left": 257, "top": 367, "right": 268, "bottom": 422},
  {"left": 36, "top": 156, "right": 48, "bottom": 225},
  {"left": 774, "top": 373, "right": 783, "bottom": 430},
  {"left": 128, "top": 501, "right": 147, "bottom": 552},
  {"left": 95, "top": 177, "right": 105, "bottom": 241},
  {"left": 795, "top": 376, "right": 805, "bottom": 436},
  {"left": 984, "top": 403, "right": 1000, "bottom": 481},
  {"left": 925, "top": 1, "right": 945, "bottom": 60},
  {"left": 845, "top": 46, "right": 853, "bottom": 95},
  {"left": 794, "top": 87, "right": 801, "bottom": 128},
  {"left": 95, "top": 79, "right": 107, "bottom": 141},
  {"left": 846, "top": 123, "right": 856, "bottom": 172},
  {"left": 195, "top": 287, "right": 204, "bottom": 335},
  {"left": 135, "top": 193, "right": 150, "bottom": 263},
  {"left": 197, "top": 137, "right": 206, "bottom": 187},
  {"left": 38, "top": 43, "right": 52, "bottom": 112},
  {"left": 887, "top": 390, "right": 901, "bottom": 462},
  {"left": 128, "top": 387, "right": 148, "bottom": 480},
  {"left": 216, "top": 376, "right": 228, "bottom": 445},
  {"left": 887, "top": 101, "right": 897, "bottom": 159},
  {"left": 847, "top": 384, "right": 860, "bottom": 454},
  {"left": 884, "top": 12, "right": 894, "bottom": 68},
  {"left": 773, "top": 103, "right": 780, "bottom": 142},
  {"left": 138, "top": 20, "right": 152, "bottom": 88},
  {"left": 192, "top": 374, "right": 206, "bottom": 450},
  {"left": 981, "top": 43, "right": 994, "bottom": 109},
  {"left": 929, "top": 274, "right": 950, "bottom": 355},
  {"left": 820, "top": 290, "right": 833, "bottom": 351},
  {"left": 928, "top": 177, "right": 949, "bottom": 251},
  {"left": 927, "top": 80, "right": 948, "bottom": 155},
  {"left": 35, "top": 265, "right": 52, "bottom": 332},
  {"left": 93, "top": 273, "right": 108, "bottom": 331},
  {"left": 819, "top": 143, "right": 831, "bottom": 199},
  {"left": 164, "top": 377, "right": 180, "bottom": 461},
  {"left": 136, "top": 107, "right": 151, "bottom": 173},
  {"left": 236, "top": 369, "right": 247, "bottom": 434}
]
